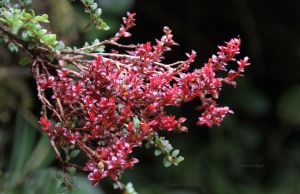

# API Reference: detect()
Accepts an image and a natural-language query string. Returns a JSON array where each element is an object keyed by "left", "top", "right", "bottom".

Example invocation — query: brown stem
[{"left": 77, "top": 139, "right": 98, "bottom": 160}]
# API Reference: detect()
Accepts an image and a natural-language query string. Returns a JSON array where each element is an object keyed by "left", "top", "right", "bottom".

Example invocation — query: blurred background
[{"left": 0, "top": 0, "right": 300, "bottom": 194}]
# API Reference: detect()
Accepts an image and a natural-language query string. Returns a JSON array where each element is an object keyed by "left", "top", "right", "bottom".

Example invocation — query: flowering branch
[
  {"left": 0, "top": 3, "right": 249, "bottom": 193},
  {"left": 36, "top": 12, "right": 249, "bottom": 187}
]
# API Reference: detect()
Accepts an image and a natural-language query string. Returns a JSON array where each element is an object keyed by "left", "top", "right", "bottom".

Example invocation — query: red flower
[
  {"left": 197, "top": 104, "right": 233, "bottom": 127},
  {"left": 39, "top": 116, "right": 51, "bottom": 132},
  {"left": 140, "top": 122, "right": 150, "bottom": 134}
]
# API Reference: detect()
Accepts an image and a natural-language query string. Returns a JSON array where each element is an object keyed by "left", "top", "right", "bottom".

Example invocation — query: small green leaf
[
  {"left": 155, "top": 137, "right": 162, "bottom": 145},
  {"left": 95, "top": 45, "right": 105, "bottom": 52},
  {"left": 171, "top": 149, "right": 180, "bottom": 157},
  {"left": 103, "top": 25, "right": 110, "bottom": 31},
  {"left": 8, "top": 42, "right": 18, "bottom": 52},
  {"left": 99, "top": 22, "right": 109, "bottom": 30},
  {"left": 22, "top": 12, "right": 32, "bottom": 20},
  {"left": 55, "top": 41, "right": 65, "bottom": 50},
  {"left": 83, "top": 42, "right": 89, "bottom": 47},
  {"left": 47, "top": 55, "right": 55, "bottom": 62},
  {"left": 92, "top": 38, "right": 100, "bottom": 44},
  {"left": 19, "top": 57, "right": 31, "bottom": 66},
  {"left": 133, "top": 116, "right": 140, "bottom": 129},
  {"left": 21, "top": 31, "right": 29, "bottom": 40},
  {"left": 69, "top": 149, "right": 80, "bottom": 158},
  {"left": 165, "top": 143, "right": 173, "bottom": 152},
  {"left": 24, "top": 0, "right": 32, "bottom": 5},
  {"left": 67, "top": 167, "right": 76, "bottom": 176},
  {"left": 42, "top": 34, "right": 56, "bottom": 44},
  {"left": 176, "top": 156, "right": 184, "bottom": 164},
  {"left": 95, "top": 8, "right": 102, "bottom": 16},
  {"left": 145, "top": 142, "right": 152, "bottom": 149},
  {"left": 125, "top": 182, "right": 138, "bottom": 194},
  {"left": 35, "top": 14, "right": 49, "bottom": 23},
  {"left": 154, "top": 149, "right": 162, "bottom": 156},
  {"left": 27, "top": 43, "right": 35, "bottom": 50},
  {"left": 163, "top": 157, "right": 172, "bottom": 167},
  {"left": 90, "top": 3, "right": 97, "bottom": 10},
  {"left": 117, "top": 104, "right": 124, "bottom": 112}
]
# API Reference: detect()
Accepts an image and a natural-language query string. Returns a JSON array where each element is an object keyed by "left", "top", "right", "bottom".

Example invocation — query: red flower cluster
[
  {"left": 37, "top": 12, "right": 249, "bottom": 186},
  {"left": 85, "top": 139, "right": 138, "bottom": 185}
]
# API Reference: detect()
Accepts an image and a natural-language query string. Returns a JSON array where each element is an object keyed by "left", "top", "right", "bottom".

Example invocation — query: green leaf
[
  {"left": 8, "top": 110, "right": 37, "bottom": 184},
  {"left": 154, "top": 149, "right": 162, "bottom": 156},
  {"left": 176, "top": 156, "right": 184, "bottom": 164},
  {"left": 69, "top": 149, "right": 80, "bottom": 158},
  {"left": 55, "top": 41, "right": 65, "bottom": 50},
  {"left": 47, "top": 54, "right": 55, "bottom": 62},
  {"left": 9, "top": 111, "right": 36, "bottom": 171},
  {"left": 8, "top": 42, "right": 18, "bottom": 52},
  {"left": 155, "top": 137, "right": 162, "bottom": 145},
  {"left": 95, "top": 8, "right": 102, "bottom": 16},
  {"left": 99, "top": 22, "right": 110, "bottom": 30},
  {"left": 171, "top": 149, "right": 180, "bottom": 157},
  {"left": 22, "top": 169, "right": 61, "bottom": 194},
  {"left": 22, "top": 12, "right": 32, "bottom": 20},
  {"left": 19, "top": 57, "right": 31, "bottom": 66},
  {"left": 23, "top": 0, "right": 32, "bottom": 6},
  {"left": 67, "top": 167, "right": 76, "bottom": 176},
  {"left": 27, "top": 43, "right": 35, "bottom": 49},
  {"left": 163, "top": 157, "right": 172, "bottom": 167},
  {"left": 278, "top": 86, "right": 300, "bottom": 126},
  {"left": 71, "top": 175, "right": 105, "bottom": 194},
  {"left": 165, "top": 143, "right": 173, "bottom": 152},
  {"left": 95, "top": 45, "right": 105, "bottom": 52},
  {"left": 133, "top": 115, "right": 140, "bottom": 129},
  {"left": 117, "top": 104, "right": 124, "bottom": 112},
  {"left": 92, "top": 38, "right": 100, "bottom": 44},
  {"left": 24, "top": 134, "right": 55, "bottom": 172},
  {"left": 90, "top": 3, "right": 98, "bottom": 10},
  {"left": 145, "top": 142, "right": 152, "bottom": 149},
  {"left": 42, "top": 34, "right": 56, "bottom": 44},
  {"left": 125, "top": 182, "right": 139, "bottom": 194},
  {"left": 86, "top": 0, "right": 94, "bottom": 4},
  {"left": 21, "top": 31, "right": 29, "bottom": 40},
  {"left": 0, "top": 39, "right": 5, "bottom": 46},
  {"left": 34, "top": 14, "right": 49, "bottom": 23}
]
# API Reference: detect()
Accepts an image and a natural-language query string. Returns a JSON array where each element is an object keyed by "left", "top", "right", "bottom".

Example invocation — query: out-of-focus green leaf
[
  {"left": 24, "top": 134, "right": 55, "bottom": 173},
  {"left": 18, "top": 57, "right": 31, "bottom": 66},
  {"left": 9, "top": 110, "right": 36, "bottom": 172},
  {"left": 23, "top": 168, "right": 61, "bottom": 194},
  {"left": 278, "top": 85, "right": 300, "bottom": 126},
  {"left": 69, "top": 149, "right": 80, "bottom": 158},
  {"left": 163, "top": 157, "right": 172, "bottom": 168},
  {"left": 71, "top": 175, "right": 105, "bottom": 194},
  {"left": 154, "top": 149, "right": 162, "bottom": 156},
  {"left": 8, "top": 42, "right": 18, "bottom": 52},
  {"left": 125, "top": 182, "right": 139, "bottom": 194},
  {"left": 0, "top": 77, "right": 33, "bottom": 111},
  {"left": 224, "top": 79, "right": 270, "bottom": 117},
  {"left": 67, "top": 166, "right": 77, "bottom": 176}
]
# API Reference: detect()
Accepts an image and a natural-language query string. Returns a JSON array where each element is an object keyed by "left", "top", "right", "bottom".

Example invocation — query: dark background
[{"left": 0, "top": 0, "right": 300, "bottom": 194}]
